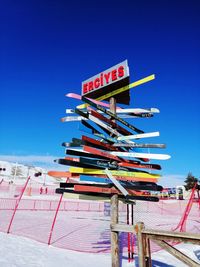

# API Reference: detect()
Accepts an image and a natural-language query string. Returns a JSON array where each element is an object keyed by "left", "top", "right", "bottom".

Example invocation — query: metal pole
[
  {"left": 48, "top": 194, "right": 63, "bottom": 245},
  {"left": 7, "top": 176, "right": 30, "bottom": 233}
]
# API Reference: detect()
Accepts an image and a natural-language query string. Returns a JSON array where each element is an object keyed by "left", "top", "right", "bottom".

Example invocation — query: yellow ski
[
  {"left": 69, "top": 167, "right": 160, "bottom": 178},
  {"left": 77, "top": 74, "right": 155, "bottom": 109}
]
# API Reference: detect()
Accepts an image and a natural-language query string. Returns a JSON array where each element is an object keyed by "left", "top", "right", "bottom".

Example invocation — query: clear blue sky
[{"left": 0, "top": 0, "right": 200, "bottom": 185}]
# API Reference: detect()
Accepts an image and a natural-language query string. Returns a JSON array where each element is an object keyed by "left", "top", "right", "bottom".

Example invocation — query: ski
[
  {"left": 118, "top": 161, "right": 161, "bottom": 170},
  {"left": 55, "top": 158, "right": 106, "bottom": 169},
  {"left": 65, "top": 148, "right": 112, "bottom": 160},
  {"left": 62, "top": 137, "right": 117, "bottom": 151},
  {"left": 59, "top": 181, "right": 163, "bottom": 191},
  {"left": 62, "top": 141, "right": 82, "bottom": 148},
  {"left": 55, "top": 188, "right": 159, "bottom": 202},
  {"left": 88, "top": 107, "right": 154, "bottom": 118},
  {"left": 83, "top": 145, "right": 124, "bottom": 162},
  {"left": 75, "top": 184, "right": 128, "bottom": 197},
  {"left": 62, "top": 114, "right": 153, "bottom": 122},
  {"left": 55, "top": 157, "right": 136, "bottom": 171},
  {"left": 104, "top": 168, "right": 129, "bottom": 196},
  {"left": 47, "top": 171, "right": 79, "bottom": 179},
  {"left": 113, "top": 143, "right": 166, "bottom": 148},
  {"left": 73, "top": 183, "right": 159, "bottom": 200},
  {"left": 79, "top": 157, "right": 161, "bottom": 171},
  {"left": 79, "top": 173, "right": 159, "bottom": 183},
  {"left": 69, "top": 136, "right": 121, "bottom": 151},
  {"left": 65, "top": 109, "right": 154, "bottom": 119},
  {"left": 79, "top": 157, "right": 124, "bottom": 170},
  {"left": 66, "top": 93, "right": 123, "bottom": 110},
  {"left": 81, "top": 96, "right": 145, "bottom": 133},
  {"left": 68, "top": 167, "right": 161, "bottom": 179},
  {"left": 77, "top": 74, "right": 155, "bottom": 109},
  {"left": 79, "top": 175, "right": 110, "bottom": 183},
  {"left": 109, "top": 151, "right": 171, "bottom": 160},
  {"left": 65, "top": 107, "right": 159, "bottom": 114},
  {"left": 117, "top": 132, "right": 160, "bottom": 141},
  {"left": 61, "top": 116, "right": 87, "bottom": 122}
]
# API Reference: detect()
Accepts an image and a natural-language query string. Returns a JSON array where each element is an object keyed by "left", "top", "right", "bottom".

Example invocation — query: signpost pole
[{"left": 110, "top": 97, "right": 120, "bottom": 267}]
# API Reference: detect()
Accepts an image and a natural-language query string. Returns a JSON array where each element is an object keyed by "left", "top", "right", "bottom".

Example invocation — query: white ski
[
  {"left": 61, "top": 116, "right": 87, "bottom": 122},
  {"left": 104, "top": 168, "right": 129, "bottom": 197},
  {"left": 65, "top": 107, "right": 160, "bottom": 114},
  {"left": 61, "top": 113, "right": 152, "bottom": 122},
  {"left": 117, "top": 132, "right": 160, "bottom": 141},
  {"left": 109, "top": 151, "right": 171, "bottom": 160}
]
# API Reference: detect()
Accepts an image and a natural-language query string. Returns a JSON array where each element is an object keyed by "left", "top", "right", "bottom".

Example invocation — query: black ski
[
  {"left": 79, "top": 157, "right": 125, "bottom": 170},
  {"left": 62, "top": 141, "right": 82, "bottom": 148},
  {"left": 59, "top": 181, "right": 163, "bottom": 191},
  {"left": 54, "top": 158, "right": 103, "bottom": 169},
  {"left": 79, "top": 157, "right": 150, "bottom": 173}
]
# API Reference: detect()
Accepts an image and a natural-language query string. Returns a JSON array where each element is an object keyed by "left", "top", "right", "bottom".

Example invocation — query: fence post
[
  {"left": 111, "top": 194, "right": 119, "bottom": 267},
  {"left": 7, "top": 176, "right": 30, "bottom": 233},
  {"left": 135, "top": 222, "right": 146, "bottom": 267},
  {"left": 135, "top": 222, "right": 152, "bottom": 267},
  {"left": 48, "top": 194, "right": 63, "bottom": 245}
]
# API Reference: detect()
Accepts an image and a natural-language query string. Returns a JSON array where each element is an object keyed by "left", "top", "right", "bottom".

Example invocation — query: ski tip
[
  {"left": 150, "top": 108, "right": 160, "bottom": 113},
  {"left": 65, "top": 93, "right": 72, "bottom": 97},
  {"left": 65, "top": 93, "right": 79, "bottom": 98},
  {"left": 77, "top": 103, "right": 88, "bottom": 109}
]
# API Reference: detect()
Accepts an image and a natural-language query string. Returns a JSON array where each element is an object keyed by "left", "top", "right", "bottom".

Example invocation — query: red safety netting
[{"left": 0, "top": 180, "right": 199, "bottom": 256}]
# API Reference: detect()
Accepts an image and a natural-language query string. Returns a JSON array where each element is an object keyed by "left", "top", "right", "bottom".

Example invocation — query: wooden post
[
  {"left": 135, "top": 222, "right": 146, "bottom": 267},
  {"left": 136, "top": 222, "right": 152, "bottom": 267},
  {"left": 111, "top": 194, "right": 119, "bottom": 267},
  {"left": 110, "top": 97, "right": 120, "bottom": 267}
]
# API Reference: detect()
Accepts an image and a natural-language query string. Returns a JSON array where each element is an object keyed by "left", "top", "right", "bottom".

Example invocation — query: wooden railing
[{"left": 110, "top": 221, "right": 200, "bottom": 267}]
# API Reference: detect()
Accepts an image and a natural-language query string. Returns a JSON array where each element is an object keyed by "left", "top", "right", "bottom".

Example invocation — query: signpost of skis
[{"left": 51, "top": 59, "right": 170, "bottom": 264}]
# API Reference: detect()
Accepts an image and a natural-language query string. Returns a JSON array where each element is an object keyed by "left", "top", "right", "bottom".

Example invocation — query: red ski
[{"left": 83, "top": 145, "right": 124, "bottom": 162}]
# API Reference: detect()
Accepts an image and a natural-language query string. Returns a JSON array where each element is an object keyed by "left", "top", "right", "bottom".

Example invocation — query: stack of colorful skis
[{"left": 52, "top": 89, "right": 170, "bottom": 203}]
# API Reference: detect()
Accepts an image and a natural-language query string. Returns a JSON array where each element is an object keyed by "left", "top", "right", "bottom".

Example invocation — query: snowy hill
[{"left": 0, "top": 160, "right": 61, "bottom": 185}]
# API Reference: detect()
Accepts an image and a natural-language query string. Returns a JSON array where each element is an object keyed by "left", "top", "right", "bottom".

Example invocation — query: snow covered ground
[
  {"left": 0, "top": 232, "right": 111, "bottom": 267},
  {"left": 0, "top": 160, "right": 200, "bottom": 266},
  {"left": 0, "top": 232, "right": 200, "bottom": 267}
]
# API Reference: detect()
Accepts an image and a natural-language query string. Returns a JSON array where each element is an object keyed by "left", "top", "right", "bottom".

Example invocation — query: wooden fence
[{"left": 111, "top": 221, "right": 200, "bottom": 267}]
